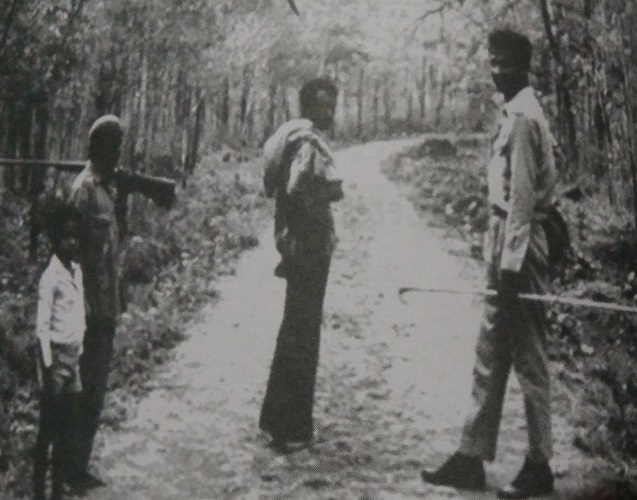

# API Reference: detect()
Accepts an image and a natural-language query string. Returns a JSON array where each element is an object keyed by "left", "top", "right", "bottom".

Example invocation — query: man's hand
[
  {"left": 39, "top": 366, "right": 55, "bottom": 395},
  {"left": 305, "top": 178, "right": 343, "bottom": 205},
  {"left": 326, "top": 179, "right": 344, "bottom": 202},
  {"left": 498, "top": 270, "right": 522, "bottom": 307}
]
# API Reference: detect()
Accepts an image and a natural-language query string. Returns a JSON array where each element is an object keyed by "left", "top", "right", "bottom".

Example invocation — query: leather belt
[{"left": 491, "top": 204, "right": 548, "bottom": 221}]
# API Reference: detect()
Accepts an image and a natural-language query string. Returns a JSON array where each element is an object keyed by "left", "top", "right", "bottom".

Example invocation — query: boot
[
  {"left": 421, "top": 452, "right": 486, "bottom": 491},
  {"left": 498, "top": 457, "right": 554, "bottom": 499}
]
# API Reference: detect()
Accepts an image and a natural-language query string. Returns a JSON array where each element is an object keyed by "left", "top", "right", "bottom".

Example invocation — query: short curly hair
[
  {"left": 488, "top": 28, "right": 533, "bottom": 71},
  {"left": 299, "top": 78, "right": 338, "bottom": 117},
  {"left": 88, "top": 114, "right": 123, "bottom": 161},
  {"left": 40, "top": 195, "right": 79, "bottom": 247}
]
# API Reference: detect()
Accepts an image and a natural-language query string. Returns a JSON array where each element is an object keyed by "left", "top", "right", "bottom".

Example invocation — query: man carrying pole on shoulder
[
  {"left": 64, "top": 115, "right": 124, "bottom": 490},
  {"left": 421, "top": 29, "right": 558, "bottom": 499}
]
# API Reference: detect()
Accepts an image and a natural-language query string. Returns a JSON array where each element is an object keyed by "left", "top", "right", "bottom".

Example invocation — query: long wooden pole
[
  {"left": 398, "top": 286, "right": 637, "bottom": 314},
  {"left": 0, "top": 158, "right": 85, "bottom": 172}
]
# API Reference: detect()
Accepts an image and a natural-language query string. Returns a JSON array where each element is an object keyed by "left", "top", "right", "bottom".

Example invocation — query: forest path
[{"left": 86, "top": 139, "right": 611, "bottom": 500}]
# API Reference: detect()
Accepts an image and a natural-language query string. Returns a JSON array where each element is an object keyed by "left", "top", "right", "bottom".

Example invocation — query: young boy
[{"left": 33, "top": 200, "right": 85, "bottom": 500}]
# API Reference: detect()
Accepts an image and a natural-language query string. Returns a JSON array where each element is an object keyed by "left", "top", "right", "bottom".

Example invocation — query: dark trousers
[
  {"left": 33, "top": 392, "right": 80, "bottom": 499},
  {"left": 33, "top": 342, "right": 82, "bottom": 498},
  {"left": 260, "top": 256, "right": 331, "bottom": 442},
  {"left": 67, "top": 316, "right": 116, "bottom": 477}
]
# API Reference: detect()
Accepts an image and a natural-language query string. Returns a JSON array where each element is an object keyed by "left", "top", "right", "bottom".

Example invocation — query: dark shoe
[
  {"left": 269, "top": 438, "right": 291, "bottom": 454},
  {"left": 498, "top": 458, "right": 554, "bottom": 499},
  {"left": 421, "top": 452, "right": 486, "bottom": 491},
  {"left": 269, "top": 436, "right": 311, "bottom": 454},
  {"left": 32, "top": 460, "right": 47, "bottom": 500},
  {"left": 65, "top": 470, "right": 107, "bottom": 491},
  {"left": 273, "top": 260, "right": 289, "bottom": 279}
]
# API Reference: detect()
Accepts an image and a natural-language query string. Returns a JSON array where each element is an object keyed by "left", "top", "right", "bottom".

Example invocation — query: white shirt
[{"left": 36, "top": 255, "right": 86, "bottom": 366}]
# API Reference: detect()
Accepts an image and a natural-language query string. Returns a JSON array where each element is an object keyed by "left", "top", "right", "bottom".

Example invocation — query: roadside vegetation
[
  {"left": 2, "top": 0, "right": 637, "bottom": 497},
  {"left": 384, "top": 135, "right": 637, "bottom": 491},
  {"left": 0, "top": 153, "right": 267, "bottom": 498}
]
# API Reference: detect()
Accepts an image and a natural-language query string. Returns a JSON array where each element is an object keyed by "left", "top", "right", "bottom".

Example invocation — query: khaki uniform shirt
[
  {"left": 485, "top": 87, "right": 557, "bottom": 272},
  {"left": 70, "top": 163, "right": 120, "bottom": 320}
]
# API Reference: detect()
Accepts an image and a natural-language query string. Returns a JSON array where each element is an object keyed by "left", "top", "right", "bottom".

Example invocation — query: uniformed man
[
  {"left": 66, "top": 115, "right": 124, "bottom": 490},
  {"left": 421, "top": 29, "right": 558, "bottom": 499}
]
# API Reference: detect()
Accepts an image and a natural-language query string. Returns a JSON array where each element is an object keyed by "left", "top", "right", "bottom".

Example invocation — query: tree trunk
[
  {"left": 188, "top": 89, "right": 205, "bottom": 174},
  {"left": 383, "top": 80, "right": 392, "bottom": 136},
  {"left": 218, "top": 76, "right": 230, "bottom": 127},
  {"left": 372, "top": 80, "right": 380, "bottom": 137},
  {"left": 435, "top": 71, "right": 448, "bottom": 128},
  {"left": 419, "top": 57, "right": 427, "bottom": 122},
  {"left": 137, "top": 49, "right": 149, "bottom": 163},
  {"left": 240, "top": 66, "right": 252, "bottom": 131},
  {"left": 29, "top": 94, "right": 49, "bottom": 259},
  {"left": 406, "top": 68, "right": 413, "bottom": 129},
  {"left": 540, "top": 0, "right": 578, "bottom": 175},
  {"left": 357, "top": 66, "right": 365, "bottom": 138},
  {"left": 266, "top": 81, "right": 277, "bottom": 139},
  {"left": 618, "top": 17, "right": 637, "bottom": 227},
  {"left": 283, "top": 89, "right": 290, "bottom": 121},
  {"left": 341, "top": 87, "right": 350, "bottom": 138}
]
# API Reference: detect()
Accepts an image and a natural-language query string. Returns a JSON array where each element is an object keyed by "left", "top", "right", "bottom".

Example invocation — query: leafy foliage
[
  {"left": 0, "top": 153, "right": 267, "bottom": 497},
  {"left": 386, "top": 136, "right": 637, "bottom": 477},
  {"left": 2, "top": 0, "right": 637, "bottom": 494},
  {"left": 384, "top": 135, "right": 490, "bottom": 251}
]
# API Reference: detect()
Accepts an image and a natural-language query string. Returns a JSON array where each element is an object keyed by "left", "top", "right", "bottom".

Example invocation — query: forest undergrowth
[
  {"left": 383, "top": 135, "right": 637, "bottom": 486},
  {"left": 0, "top": 153, "right": 269, "bottom": 498}
]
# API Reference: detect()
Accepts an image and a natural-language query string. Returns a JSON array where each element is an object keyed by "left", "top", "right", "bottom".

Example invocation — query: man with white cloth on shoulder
[{"left": 260, "top": 78, "right": 343, "bottom": 452}]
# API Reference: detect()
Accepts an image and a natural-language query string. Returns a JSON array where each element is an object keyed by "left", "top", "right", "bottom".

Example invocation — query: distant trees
[
  {"left": 534, "top": 0, "right": 637, "bottom": 225},
  {"left": 0, "top": 0, "right": 486, "bottom": 179},
  {"left": 1, "top": 0, "right": 637, "bottom": 225}
]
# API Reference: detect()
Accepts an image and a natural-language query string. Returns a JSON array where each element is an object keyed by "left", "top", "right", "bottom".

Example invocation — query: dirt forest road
[{"left": 86, "top": 139, "right": 613, "bottom": 500}]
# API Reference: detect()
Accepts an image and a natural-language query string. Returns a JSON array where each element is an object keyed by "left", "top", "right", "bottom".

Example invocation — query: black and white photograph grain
[{"left": 1, "top": 1, "right": 636, "bottom": 499}]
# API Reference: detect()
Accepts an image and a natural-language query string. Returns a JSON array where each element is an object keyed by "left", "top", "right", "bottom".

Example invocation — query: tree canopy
[{"left": 0, "top": 0, "right": 636, "bottom": 222}]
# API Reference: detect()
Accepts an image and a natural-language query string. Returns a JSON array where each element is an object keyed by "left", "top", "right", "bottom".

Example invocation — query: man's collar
[
  {"left": 50, "top": 254, "right": 65, "bottom": 274},
  {"left": 50, "top": 255, "right": 77, "bottom": 276},
  {"left": 311, "top": 125, "right": 328, "bottom": 141},
  {"left": 87, "top": 160, "right": 113, "bottom": 185},
  {"left": 87, "top": 161, "right": 102, "bottom": 182},
  {"left": 503, "top": 86, "right": 535, "bottom": 117}
]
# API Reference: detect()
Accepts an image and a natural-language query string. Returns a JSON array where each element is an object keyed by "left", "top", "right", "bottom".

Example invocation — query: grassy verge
[
  {"left": 0, "top": 153, "right": 269, "bottom": 498},
  {"left": 383, "top": 135, "right": 637, "bottom": 481}
]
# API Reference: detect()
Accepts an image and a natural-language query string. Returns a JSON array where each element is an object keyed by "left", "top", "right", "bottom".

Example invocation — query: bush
[
  {"left": 0, "top": 152, "right": 268, "bottom": 497},
  {"left": 385, "top": 135, "right": 637, "bottom": 469},
  {"left": 384, "top": 134, "right": 490, "bottom": 244}
]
